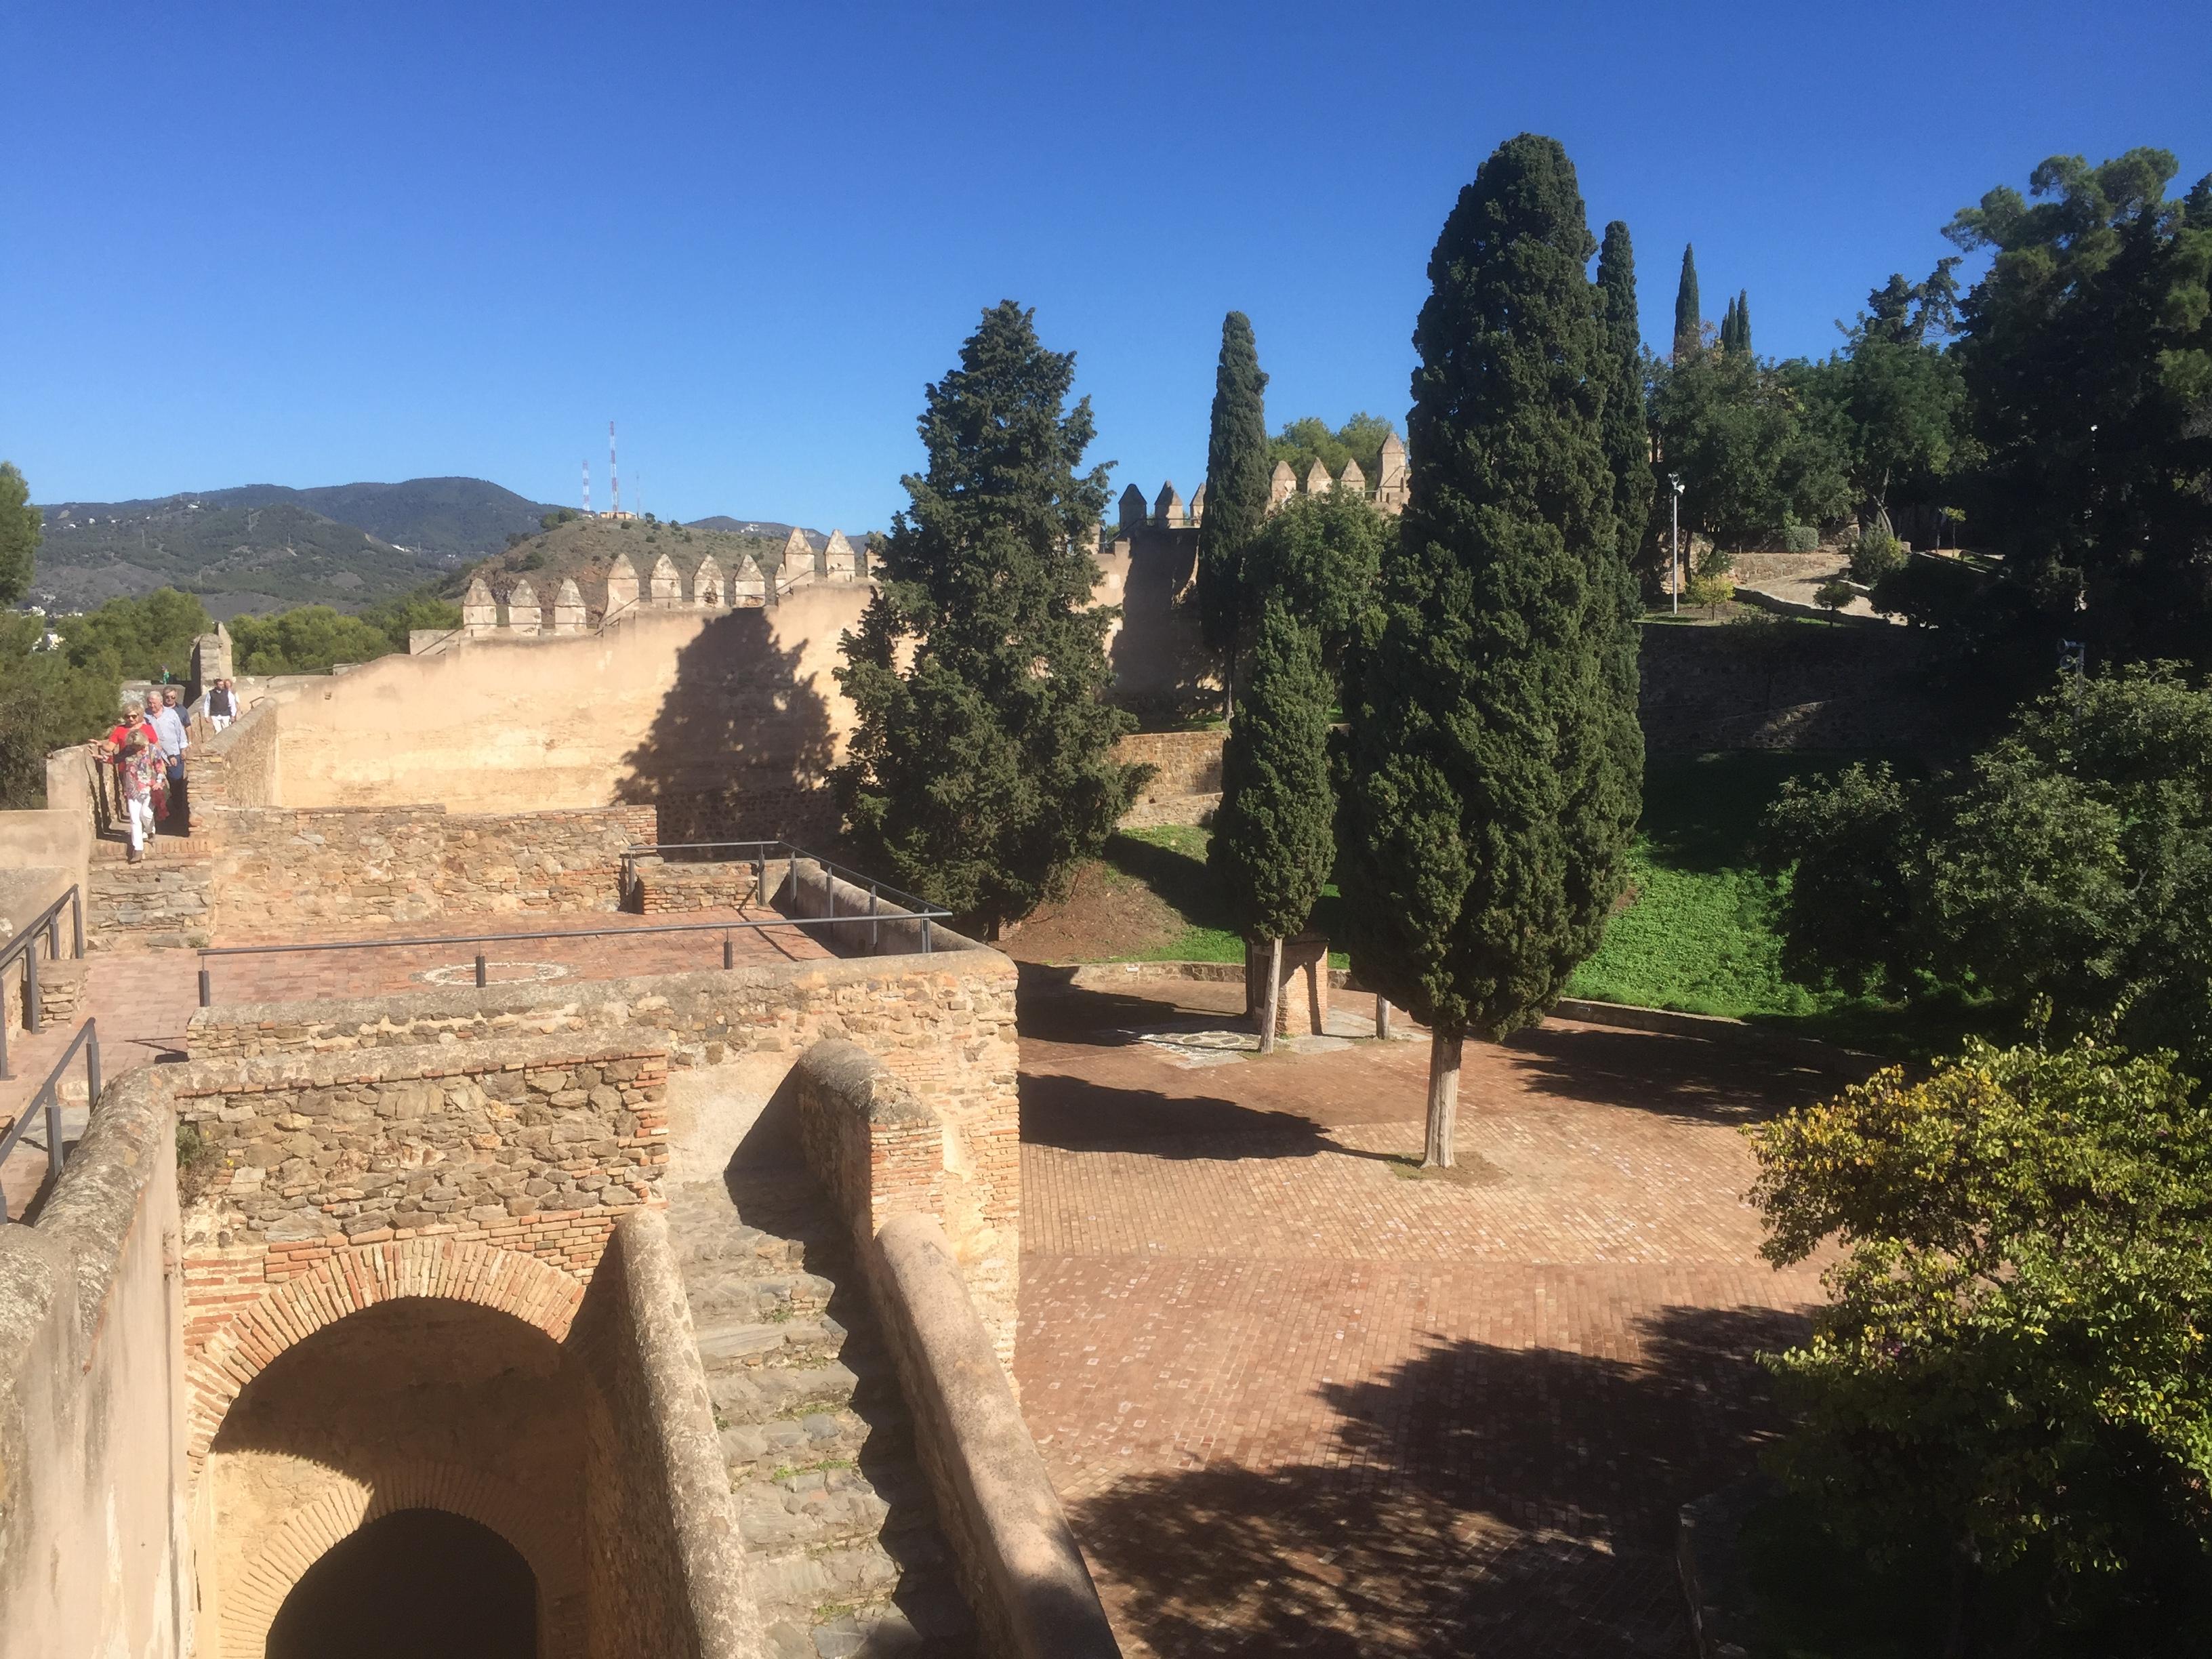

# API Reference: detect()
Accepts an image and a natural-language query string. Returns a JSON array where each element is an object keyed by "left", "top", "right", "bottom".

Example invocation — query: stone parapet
[
  {"left": 207, "top": 801, "right": 656, "bottom": 935},
  {"left": 626, "top": 855, "right": 759, "bottom": 914}
]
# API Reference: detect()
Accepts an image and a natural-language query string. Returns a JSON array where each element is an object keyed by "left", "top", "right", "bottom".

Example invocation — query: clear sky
[{"left": 8, "top": 0, "right": 2210, "bottom": 533}]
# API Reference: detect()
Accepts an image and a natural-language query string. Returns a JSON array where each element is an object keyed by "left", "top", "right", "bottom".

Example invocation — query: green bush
[
  {"left": 1782, "top": 520, "right": 1820, "bottom": 554},
  {"left": 1847, "top": 527, "right": 1906, "bottom": 584}
]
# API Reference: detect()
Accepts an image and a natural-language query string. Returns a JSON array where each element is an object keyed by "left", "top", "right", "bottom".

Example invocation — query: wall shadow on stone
[
  {"left": 614, "top": 605, "right": 840, "bottom": 846},
  {"left": 1498, "top": 1025, "right": 1846, "bottom": 1128},
  {"left": 1020, "top": 1071, "right": 1406, "bottom": 1168},
  {"left": 1065, "top": 1304, "right": 1806, "bottom": 1658}
]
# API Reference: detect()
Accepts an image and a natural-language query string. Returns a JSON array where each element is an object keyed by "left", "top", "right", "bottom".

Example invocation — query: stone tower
[{"left": 1374, "top": 431, "right": 1410, "bottom": 514}]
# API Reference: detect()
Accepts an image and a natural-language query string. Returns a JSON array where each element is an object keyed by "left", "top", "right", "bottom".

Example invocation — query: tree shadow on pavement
[
  {"left": 1020, "top": 1071, "right": 1408, "bottom": 1166},
  {"left": 1497, "top": 1024, "right": 1848, "bottom": 1126},
  {"left": 1067, "top": 1303, "right": 1808, "bottom": 1658}
]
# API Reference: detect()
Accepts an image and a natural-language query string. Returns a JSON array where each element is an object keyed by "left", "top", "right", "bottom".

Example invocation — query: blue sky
[{"left": 8, "top": 0, "right": 2210, "bottom": 534}]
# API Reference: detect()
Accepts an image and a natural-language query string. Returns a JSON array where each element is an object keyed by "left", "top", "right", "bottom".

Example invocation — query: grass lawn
[{"left": 1097, "top": 825, "right": 1351, "bottom": 968}]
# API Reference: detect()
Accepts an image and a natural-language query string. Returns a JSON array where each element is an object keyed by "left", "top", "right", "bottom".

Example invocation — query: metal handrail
[
  {"left": 618, "top": 840, "right": 943, "bottom": 920},
  {"left": 193, "top": 859, "right": 954, "bottom": 1008},
  {"left": 1, "top": 884, "right": 86, "bottom": 1081},
  {"left": 0, "top": 1018, "right": 100, "bottom": 1224}
]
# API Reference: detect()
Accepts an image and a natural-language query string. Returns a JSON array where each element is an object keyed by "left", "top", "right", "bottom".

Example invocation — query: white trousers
[
  {"left": 209, "top": 714, "right": 232, "bottom": 732},
  {"left": 125, "top": 796, "right": 155, "bottom": 853}
]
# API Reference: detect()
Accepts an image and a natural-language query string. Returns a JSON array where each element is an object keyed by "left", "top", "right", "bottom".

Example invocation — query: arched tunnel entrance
[
  {"left": 266, "top": 1507, "right": 536, "bottom": 1659},
  {"left": 201, "top": 1295, "right": 593, "bottom": 1659}
]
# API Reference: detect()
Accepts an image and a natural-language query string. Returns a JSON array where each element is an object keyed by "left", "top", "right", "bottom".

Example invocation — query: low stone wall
[
  {"left": 572, "top": 1209, "right": 759, "bottom": 1659},
  {"left": 0, "top": 1065, "right": 191, "bottom": 1659},
  {"left": 1637, "top": 621, "right": 1946, "bottom": 752},
  {"left": 205, "top": 802, "right": 657, "bottom": 936},
  {"left": 872, "top": 1214, "right": 1121, "bottom": 1659},
  {"left": 628, "top": 856, "right": 759, "bottom": 914},
  {"left": 88, "top": 857, "right": 213, "bottom": 950},
  {"left": 186, "top": 696, "right": 282, "bottom": 810},
  {"left": 1112, "top": 729, "right": 1223, "bottom": 827}
]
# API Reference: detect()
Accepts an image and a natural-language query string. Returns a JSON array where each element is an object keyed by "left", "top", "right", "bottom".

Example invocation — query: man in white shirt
[
  {"left": 150, "top": 689, "right": 188, "bottom": 822},
  {"left": 206, "top": 678, "right": 237, "bottom": 732}
]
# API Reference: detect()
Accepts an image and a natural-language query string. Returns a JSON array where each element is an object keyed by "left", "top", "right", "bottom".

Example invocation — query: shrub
[
  {"left": 1748, "top": 1037, "right": 2212, "bottom": 1639},
  {"left": 1782, "top": 520, "right": 1820, "bottom": 554},
  {"left": 1684, "top": 571, "right": 1735, "bottom": 616},
  {"left": 1814, "top": 578, "right": 1854, "bottom": 618},
  {"left": 1847, "top": 527, "right": 1906, "bottom": 584}
]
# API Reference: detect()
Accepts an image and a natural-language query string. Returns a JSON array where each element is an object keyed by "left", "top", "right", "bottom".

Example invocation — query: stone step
[
  {"left": 733, "top": 1463, "right": 918, "bottom": 1557},
  {"left": 708, "top": 1358, "right": 860, "bottom": 1426},
  {"left": 687, "top": 1269, "right": 836, "bottom": 1325},
  {"left": 722, "top": 1404, "right": 900, "bottom": 1484},
  {"left": 752, "top": 1543, "right": 905, "bottom": 1643},
  {"left": 695, "top": 1313, "right": 846, "bottom": 1374}
]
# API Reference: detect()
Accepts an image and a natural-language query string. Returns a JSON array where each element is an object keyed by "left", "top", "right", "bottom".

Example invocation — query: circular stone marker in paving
[{"left": 415, "top": 960, "right": 575, "bottom": 987}]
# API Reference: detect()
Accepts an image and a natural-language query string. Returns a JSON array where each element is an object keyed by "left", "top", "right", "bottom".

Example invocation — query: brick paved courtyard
[{"left": 1012, "top": 975, "right": 1855, "bottom": 1657}]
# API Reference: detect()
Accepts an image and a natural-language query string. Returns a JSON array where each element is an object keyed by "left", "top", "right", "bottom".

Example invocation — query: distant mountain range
[
  {"left": 30, "top": 477, "right": 559, "bottom": 618},
  {"left": 27, "top": 477, "right": 872, "bottom": 619}
]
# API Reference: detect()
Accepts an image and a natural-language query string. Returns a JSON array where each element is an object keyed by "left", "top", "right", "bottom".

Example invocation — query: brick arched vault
[
  {"left": 216, "top": 1458, "right": 587, "bottom": 1659},
  {"left": 185, "top": 1236, "right": 586, "bottom": 1473}
]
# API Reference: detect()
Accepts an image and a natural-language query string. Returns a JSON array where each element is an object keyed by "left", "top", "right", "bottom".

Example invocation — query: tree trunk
[
  {"left": 1422, "top": 1027, "right": 1462, "bottom": 1168},
  {"left": 1375, "top": 996, "right": 1391, "bottom": 1039},
  {"left": 1256, "top": 937, "right": 1282, "bottom": 1055}
]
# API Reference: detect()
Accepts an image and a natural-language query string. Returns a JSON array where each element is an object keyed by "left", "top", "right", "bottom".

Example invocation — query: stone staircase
[
  {"left": 87, "top": 834, "right": 216, "bottom": 950},
  {"left": 665, "top": 1170, "right": 980, "bottom": 1658}
]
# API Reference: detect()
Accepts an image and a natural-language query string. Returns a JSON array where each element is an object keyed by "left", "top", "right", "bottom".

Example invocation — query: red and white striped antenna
[
  {"left": 609, "top": 421, "right": 620, "bottom": 518},
  {"left": 581, "top": 459, "right": 591, "bottom": 516}
]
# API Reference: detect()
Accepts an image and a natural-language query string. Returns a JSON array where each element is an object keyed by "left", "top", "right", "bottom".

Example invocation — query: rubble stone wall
[{"left": 207, "top": 803, "right": 656, "bottom": 936}]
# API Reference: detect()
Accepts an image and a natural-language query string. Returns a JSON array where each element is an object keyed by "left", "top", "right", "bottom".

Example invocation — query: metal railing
[
  {"left": 2, "top": 885, "right": 86, "bottom": 1081},
  {"left": 619, "top": 840, "right": 941, "bottom": 912},
  {"left": 194, "top": 845, "right": 954, "bottom": 1009},
  {"left": 0, "top": 1018, "right": 100, "bottom": 1223}
]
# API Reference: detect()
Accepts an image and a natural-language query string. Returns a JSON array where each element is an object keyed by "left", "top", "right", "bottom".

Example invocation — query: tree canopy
[
  {"left": 1672, "top": 243, "right": 1702, "bottom": 358},
  {"left": 1210, "top": 593, "right": 1334, "bottom": 946},
  {"left": 0, "top": 463, "right": 41, "bottom": 608},
  {"left": 1651, "top": 346, "right": 1853, "bottom": 548},
  {"left": 1763, "top": 663, "right": 2212, "bottom": 1083},
  {"left": 833, "top": 301, "right": 1141, "bottom": 935},
  {"left": 1938, "top": 148, "right": 2212, "bottom": 676},
  {"left": 1340, "top": 132, "right": 1641, "bottom": 1166},
  {"left": 1595, "top": 221, "right": 1653, "bottom": 562},
  {"left": 1267, "top": 413, "right": 1397, "bottom": 485},
  {"left": 1195, "top": 311, "right": 1271, "bottom": 663}
]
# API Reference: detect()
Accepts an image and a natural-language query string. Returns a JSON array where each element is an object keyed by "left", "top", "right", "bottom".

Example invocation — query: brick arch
[
  {"left": 186, "top": 1237, "right": 585, "bottom": 1469},
  {"left": 217, "top": 1458, "right": 586, "bottom": 1659}
]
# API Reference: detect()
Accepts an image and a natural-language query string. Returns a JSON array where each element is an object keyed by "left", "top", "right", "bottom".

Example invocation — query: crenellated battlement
[
  {"left": 1119, "top": 430, "right": 1408, "bottom": 537},
  {"left": 440, "top": 534, "right": 872, "bottom": 651}
]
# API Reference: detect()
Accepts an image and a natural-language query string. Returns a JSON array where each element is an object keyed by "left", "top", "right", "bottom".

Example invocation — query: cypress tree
[
  {"left": 1673, "top": 243, "right": 1702, "bottom": 359},
  {"left": 1735, "top": 288, "right": 1752, "bottom": 356},
  {"left": 1209, "top": 592, "right": 1334, "bottom": 1050},
  {"left": 834, "top": 301, "right": 1143, "bottom": 937},
  {"left": 1595, "top": 222, "right": 1652, "bottom": 565},
  {"left": 1719, "top": 295, "right": 1737, "bottom": 352},
  {"left": 1195, "top": 312, "right": 1271, "bottom": 696},
  {"left": 1341, "top": 134, "right": 1643, "bottom": 1167}
]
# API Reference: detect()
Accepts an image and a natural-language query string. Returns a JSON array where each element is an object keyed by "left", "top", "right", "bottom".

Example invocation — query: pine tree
[
  {"left": 1673, "top": 243, "right": 1702, "bottom": 359},
  {"left": 1195, "top": 312, "right": 1271, "bottom": 695},
  {"left": 1208, "top": 592, "right": 1334, "bottom": 1050},
  {"left": 0, "top": 463, "right": 39, "bottom": 608},
  {"left": 1595, "top": 222, "right": 1653, "bottom": 564},
  {"left": 1341, "top": 134, "right": 1643, "bottom": 1168},
  {"left": 834, "top": 301, "right": 1143, "bottom": 937}
]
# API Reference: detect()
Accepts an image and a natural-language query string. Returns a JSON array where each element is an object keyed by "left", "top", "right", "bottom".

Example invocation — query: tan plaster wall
[
  {"left": 268, "top": 588, "right": 872, "bottom": 817},
  {"left": 0, "top": 1069, "right": 191, "bottom": 1659}
]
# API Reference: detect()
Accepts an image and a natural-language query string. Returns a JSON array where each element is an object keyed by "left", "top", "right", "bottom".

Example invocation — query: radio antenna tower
[
  {"left": 609, "top": 421, "right": 620, "bottom": 518},
  {"left": 581, "top": 459, "right": 591, "bottom": 517}
]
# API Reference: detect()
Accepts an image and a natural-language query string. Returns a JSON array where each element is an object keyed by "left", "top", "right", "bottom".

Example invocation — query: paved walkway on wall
[
  {"left": 1012, "top": 976, "right": 1855, "bottom": 1658},
  {"left": 1, "top": 906, "right": 833, "bottom": 1221}
]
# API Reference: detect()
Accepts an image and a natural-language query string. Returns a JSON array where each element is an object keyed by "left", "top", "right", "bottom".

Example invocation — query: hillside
[{"left": 30, "top": 476, "right": 558, "bottom": 617}]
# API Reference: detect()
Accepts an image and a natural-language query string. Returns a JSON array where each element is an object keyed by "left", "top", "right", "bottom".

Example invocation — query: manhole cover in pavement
[{"left": 416, "top": 960, "right": 576, "bottom": 987}]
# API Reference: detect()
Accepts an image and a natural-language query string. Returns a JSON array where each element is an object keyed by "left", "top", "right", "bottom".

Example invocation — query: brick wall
[{"left": 206, "top": 802, "right": 657, "bottom": 935}]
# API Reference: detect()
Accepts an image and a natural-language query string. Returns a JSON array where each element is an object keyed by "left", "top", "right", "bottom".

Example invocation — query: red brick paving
[{"left": 1014, "top": 977, "right": 1852, "bottom": 1657}]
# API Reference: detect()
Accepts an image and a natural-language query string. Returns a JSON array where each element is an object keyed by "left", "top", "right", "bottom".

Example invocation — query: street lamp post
[{"left": 1669, "top": 474, "right": 1684, "bottom": 617}]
